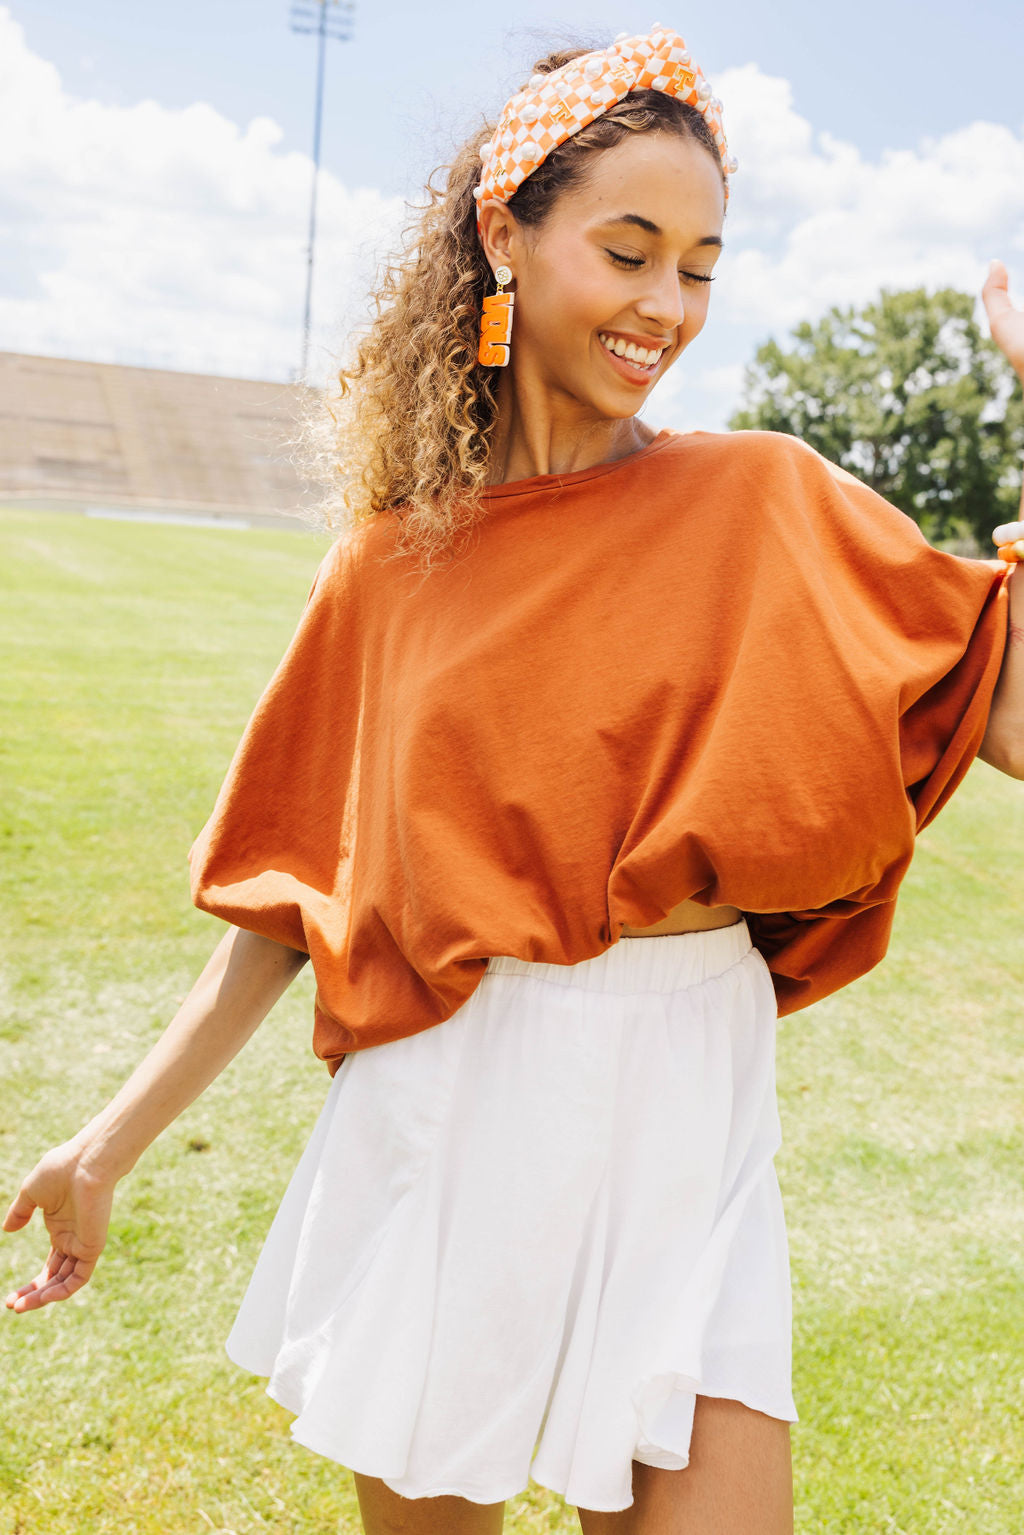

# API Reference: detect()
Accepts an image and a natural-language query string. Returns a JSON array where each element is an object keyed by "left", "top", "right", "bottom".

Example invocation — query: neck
[{"left": 485, "top": 368, "right": 655, "bottom": 485}]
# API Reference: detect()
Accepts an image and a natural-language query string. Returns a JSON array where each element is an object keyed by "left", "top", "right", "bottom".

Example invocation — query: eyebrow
[{"left": 602, "top": 213, "right": 723, "bottom": 248}]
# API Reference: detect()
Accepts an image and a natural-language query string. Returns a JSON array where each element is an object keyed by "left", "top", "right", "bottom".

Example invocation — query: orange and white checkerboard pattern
[{"left": 474, "top": 25, "right": 736, "bottom": 234}]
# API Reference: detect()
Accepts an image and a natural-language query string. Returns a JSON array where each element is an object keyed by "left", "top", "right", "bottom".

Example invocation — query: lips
[
  {"left": 598, "top": 331, "right": 668, "bottom": 367},
  {"left": 597, "top": 333, "right": 664, "bottom": 386}
]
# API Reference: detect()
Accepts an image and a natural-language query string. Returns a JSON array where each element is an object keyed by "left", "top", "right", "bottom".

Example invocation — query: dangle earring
[{"left": 478, "top": 265, "right": 514, "bottom": 367}]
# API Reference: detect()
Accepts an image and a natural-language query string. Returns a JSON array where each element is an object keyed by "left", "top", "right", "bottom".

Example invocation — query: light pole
[{"left": 289, "top": 0, "right": 355, "bottom": 382}]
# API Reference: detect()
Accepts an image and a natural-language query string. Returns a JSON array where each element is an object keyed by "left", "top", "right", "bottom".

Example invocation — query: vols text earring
[{"left": 478, "top": 265, "right": 514, "bottom": 367}]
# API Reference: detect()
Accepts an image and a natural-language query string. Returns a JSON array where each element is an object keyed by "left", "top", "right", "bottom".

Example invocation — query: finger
[
  {"left": 982, "top": 259, "right": 1014, "bottom": 321},
  {"left": 2, "top": 1189, "right": 38, "bottom": 1232},
  {"left": 992, "top": 521, "right": 1024, "bottom": 543},
  {"left": 44, "top": 1252, "right": 76, "bottom": 1285},
  {"left": 4, "top": 1248, "right": 70, "bottom": 1303},
  {"left": 14, "top": 1272, "right": 91, "bottom": 1310},
  {"left": 4, "top": 1249, "right": 62, "bottom": 1302},
  {"left": 5, "top": 1274, "right": 51, "bottom": 1310},
  {"left": 5, "top": 1283, "right": 50, "bottom": 1311},
  {"left": 5, "top": 1259, "right": 96, "bottom": 1311}
]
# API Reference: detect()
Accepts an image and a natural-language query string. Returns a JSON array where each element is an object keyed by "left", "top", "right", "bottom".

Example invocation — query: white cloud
[
  {"left": 715, "top": 64, "right": 1024, "bottom": 330},
  {"left": 1, "top": 8, "right": 1022, "bottom": 410},
  {"left": 648, "top": 356, "right": 747, "bottom": 434},
  {"left": 0, "top": 7, "right": 405, "bottom": 383}
]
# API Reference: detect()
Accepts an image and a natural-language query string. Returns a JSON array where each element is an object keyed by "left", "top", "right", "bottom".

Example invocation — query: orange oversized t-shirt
[{"left": 188, "top": 428, "right": 1010, "bottom": 1075}]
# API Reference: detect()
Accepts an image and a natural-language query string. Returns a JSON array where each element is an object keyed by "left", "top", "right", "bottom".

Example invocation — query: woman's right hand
[
  {"left": 3, "top": 1142, "right": 116, "bottom": 1312},
  {"left": 2, "top": 927, "right": 308, "bottom": 1316}
]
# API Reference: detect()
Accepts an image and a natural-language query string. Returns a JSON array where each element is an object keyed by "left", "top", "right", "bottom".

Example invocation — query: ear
[{"left": 477, "top": 200, "right": 523, "bottom": 276}]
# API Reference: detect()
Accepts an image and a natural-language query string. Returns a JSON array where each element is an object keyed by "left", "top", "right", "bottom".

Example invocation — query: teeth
[{"left": 599, "top": 333, "right": 663, "bottom": 368}]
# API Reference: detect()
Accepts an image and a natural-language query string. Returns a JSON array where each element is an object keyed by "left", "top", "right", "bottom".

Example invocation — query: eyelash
[{"left": 606, "top": 251, "right": 716, "bottom": 285}]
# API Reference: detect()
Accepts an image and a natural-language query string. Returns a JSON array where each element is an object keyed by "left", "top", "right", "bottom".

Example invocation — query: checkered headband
[{"left": 473, "top": 24, "right": 737, "bottom": 236}]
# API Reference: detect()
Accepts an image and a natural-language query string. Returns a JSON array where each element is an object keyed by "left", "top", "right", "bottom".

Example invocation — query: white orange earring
[{"left": 478, "top": 265, "right": 514, "bottom": 367}]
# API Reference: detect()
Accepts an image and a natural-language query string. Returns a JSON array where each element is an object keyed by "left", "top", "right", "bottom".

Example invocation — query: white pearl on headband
[
  {"left": 584, "top": 58, "right": 602, "bottom": 78},
  {"left": 711, "top": 96, "right": 722, "bottom": 112},
  {"left": 478, "top": 145, "right": 490, "bottom": 161},
  {"left": 530, "top": 73, "right": 545, "bottom": 88},
  {"left": 614, "top": 31, "right": 630, "bottom": 41},
  {"left": 473, "top": 185, "right": 482, "bottom": 198},
  {"left": 520, "top": 103, "right": 539, "bottom": 123},
  {"left": 697, "top": 80, "right": 712, "bottom": 101},
  {"left": 520, "top": 139, "right": 542, "bottom": 161},
  {"left": 726, "top": 155, "right": 739, "bottom": 173},
  {"left": 680, "top": 49, "right": 691, "bottom": 64}
]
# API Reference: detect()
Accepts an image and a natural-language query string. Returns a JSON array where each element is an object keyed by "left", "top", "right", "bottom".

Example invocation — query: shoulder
[
  {"left": 289, "top": 528, "right": 373, "bottom": 643},
  {"left": 657, "top": 430, "right": 954, "bottom": 577},
  {"left": 664, "top": 428, "right": 922, "bottom": 530},
  {"left": 655, "top": 428, "right": 867, "bottom": 531},
  {"left": 307, "top": 519, "right": 386, "bottom": 597},
  {"left": 655, "top": 427, "right": 844, "bottom": 500},
  {"left": 662, "top": 426, "right": 831, "bottom": 477}
]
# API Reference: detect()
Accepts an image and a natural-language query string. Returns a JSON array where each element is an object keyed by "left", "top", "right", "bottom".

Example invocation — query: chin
[
  {"left": 600, "top": 400, "right": 642, "bottom": 418},
  {"left": 584, "top": 384, "right": 647, "bottom": 419}
]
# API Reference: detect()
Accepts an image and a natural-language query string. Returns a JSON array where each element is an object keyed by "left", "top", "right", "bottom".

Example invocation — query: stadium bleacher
[{"left": 0, "top": 351, "right": 323, "bottom": 529}]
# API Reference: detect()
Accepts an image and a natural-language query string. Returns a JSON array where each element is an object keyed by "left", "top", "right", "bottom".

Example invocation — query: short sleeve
[
  {"left": 187, "top": 534, "right": 363, "bottom": 957},
  {"left": 741, "top": 434, "right": 1011, "bottom": 1016}
]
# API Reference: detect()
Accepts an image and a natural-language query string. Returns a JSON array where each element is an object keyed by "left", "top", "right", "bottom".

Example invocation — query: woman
[{"left": 5, "top": 25, "right": 1024, "bottom": 1535}]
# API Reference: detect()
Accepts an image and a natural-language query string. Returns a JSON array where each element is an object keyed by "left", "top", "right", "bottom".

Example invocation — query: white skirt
[{"left": 225, "top": 918, "right": 797, "bottom": 1514}]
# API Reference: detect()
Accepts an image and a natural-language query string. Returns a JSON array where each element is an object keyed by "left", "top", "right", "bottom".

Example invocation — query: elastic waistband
[{"left": 484, "top": 918, "right": 753, "bottom": 994}]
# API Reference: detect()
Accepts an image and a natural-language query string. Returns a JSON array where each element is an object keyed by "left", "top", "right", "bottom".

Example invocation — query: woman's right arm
[{"left": 2, "top": 926, "right": 308, "bottom": 1313}]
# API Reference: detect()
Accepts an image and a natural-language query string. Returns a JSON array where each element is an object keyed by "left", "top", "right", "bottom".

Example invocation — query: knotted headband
[{"left": 473, "top": 23, "right": 737, "bottom": 237}]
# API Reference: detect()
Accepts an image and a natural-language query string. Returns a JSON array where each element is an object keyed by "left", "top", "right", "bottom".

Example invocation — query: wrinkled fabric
[
  {"left": 189, "top": 428, "right": 1010, "bottom": 1073},
  {"left": 224, "top": 921, "right": 795, "bottom": 1513}
]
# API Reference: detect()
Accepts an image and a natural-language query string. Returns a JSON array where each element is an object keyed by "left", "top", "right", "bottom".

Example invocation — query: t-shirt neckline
[{"left": 480, "top": 428, "right": 678, "bottom": 499}]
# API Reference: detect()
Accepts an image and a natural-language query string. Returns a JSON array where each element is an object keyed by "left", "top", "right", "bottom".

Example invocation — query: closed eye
[{"left": 605, "top": 250, "right": 715, "bottom": 285}]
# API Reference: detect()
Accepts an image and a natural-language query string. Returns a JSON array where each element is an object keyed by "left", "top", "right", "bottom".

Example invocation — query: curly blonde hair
[{"left": 295, "top": 38, "right": 726, "bottom": 570}]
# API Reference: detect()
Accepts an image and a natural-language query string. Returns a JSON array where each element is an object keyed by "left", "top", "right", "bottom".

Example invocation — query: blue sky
[
  {"left": 15, "top": 0, "right": 1024, "bottom": 196},
  {"left": 3, "top": 0, "right": 1023, "bottom": 430}
]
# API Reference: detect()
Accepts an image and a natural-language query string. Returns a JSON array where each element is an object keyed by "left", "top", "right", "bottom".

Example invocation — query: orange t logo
[{"left": 478, "top": 292, "right": 515, "bottom": 367}]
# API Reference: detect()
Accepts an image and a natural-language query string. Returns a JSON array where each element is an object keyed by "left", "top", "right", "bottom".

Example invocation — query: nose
[{"left": 635, "top": 261, "right": 686, "bottom": 335}]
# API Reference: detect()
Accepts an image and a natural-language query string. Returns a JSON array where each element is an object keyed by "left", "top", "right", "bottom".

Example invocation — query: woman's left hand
[{"left": 982, "top": 260, "right": 1024, "bottom": 380}]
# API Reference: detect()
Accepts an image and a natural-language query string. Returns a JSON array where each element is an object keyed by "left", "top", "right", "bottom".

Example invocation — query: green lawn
[{"left": 1, "top": 508, "right": 1021, "bottom": 1534}]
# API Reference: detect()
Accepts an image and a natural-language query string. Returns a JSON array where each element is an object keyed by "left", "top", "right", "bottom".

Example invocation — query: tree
[{"left": 727, "top": 286, "right": 1024, "bottom": 551}]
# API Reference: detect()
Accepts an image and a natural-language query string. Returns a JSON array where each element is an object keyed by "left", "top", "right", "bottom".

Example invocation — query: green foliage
[{"left": 728, "top": 287, "right": 1024, "bottom": 549}]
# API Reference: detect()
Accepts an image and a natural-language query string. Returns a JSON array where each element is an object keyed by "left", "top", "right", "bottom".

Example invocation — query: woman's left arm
[
  {"left": 977, "top": 561, "right": 1024, "bottom": 778},
  {"left": 977, "top": 260, "right": 1024, "bottom": 780}
]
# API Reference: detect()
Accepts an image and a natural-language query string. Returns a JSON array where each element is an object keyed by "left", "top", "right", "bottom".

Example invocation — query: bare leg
[
  {"left": 353, "top": 1472, "right": 506, "bottom": 1535},
  {"left": 576, "top": 1397, "right": 793, "bottom": 1535}
]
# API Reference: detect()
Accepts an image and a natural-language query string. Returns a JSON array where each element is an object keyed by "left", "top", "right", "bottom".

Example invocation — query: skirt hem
[{"left": 256, "top": 1374, "right": 798, "bottom": 1513}]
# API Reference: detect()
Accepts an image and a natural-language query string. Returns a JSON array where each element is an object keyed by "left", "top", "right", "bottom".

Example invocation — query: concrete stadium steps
[{"left": 0, "top": 351, "right": 324, "bottom": 528}]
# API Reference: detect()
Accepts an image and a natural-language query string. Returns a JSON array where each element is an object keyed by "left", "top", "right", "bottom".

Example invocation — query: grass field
[{"left": 1, "top": 507, "right": 1021, "bottom": 1534}]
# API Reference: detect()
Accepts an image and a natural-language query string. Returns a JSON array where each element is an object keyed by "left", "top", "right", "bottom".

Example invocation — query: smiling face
[{"left": 478, "top": 130, "right": 726, "bottom": 424}]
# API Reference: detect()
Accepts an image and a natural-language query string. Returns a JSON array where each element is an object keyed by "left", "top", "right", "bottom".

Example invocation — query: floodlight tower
[{"left": 289, "top": 0, "right": 356, "bottom": 382}]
